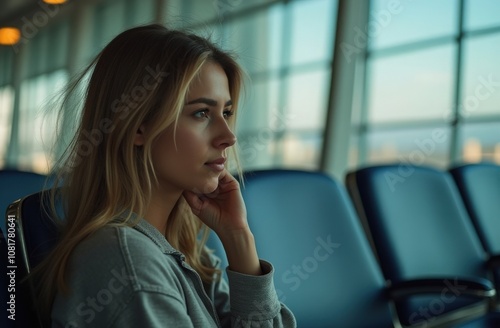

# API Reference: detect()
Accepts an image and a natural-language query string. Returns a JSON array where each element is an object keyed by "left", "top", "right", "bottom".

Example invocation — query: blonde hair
[{"left": 35, "top": 24, "right": 244, "bottom": 320}]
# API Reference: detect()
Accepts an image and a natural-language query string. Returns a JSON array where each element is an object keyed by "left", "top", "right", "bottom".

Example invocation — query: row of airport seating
[{"left": 1, "top": 163, "right": 499, "bottom": 327}]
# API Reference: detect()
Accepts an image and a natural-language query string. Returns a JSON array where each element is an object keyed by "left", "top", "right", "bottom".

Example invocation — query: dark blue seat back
[
  {"left": 450, "top": 163, "right": 500, "bottom": 290},
  {"left": 205, "top": 230, "right": 228, "bottom": 280},
  {"left": 449, "top": 163, "right": 500, "bottom": 256},
  {"left": 16, "top": 191, "right": 60, "bottom": 270},
  {"left": 2, "top": 191, "right": 60, "bottom": 328},
  {"left": 346, "top": 165, "right": 491, "bottom": 326},
  {"left": 241, "top": 169, "right": 394, "bottom": 328},
  {"left": 0, "top": 170, "right": 48, "bottom": 239},
  {"left": 0, "top": 170, "right": 50, "bottom": 328}
]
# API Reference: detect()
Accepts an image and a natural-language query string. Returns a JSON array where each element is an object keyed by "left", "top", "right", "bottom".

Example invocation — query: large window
[
  {"left": 351, "top": 0, "right": 500, "bottom": 169},
  {"left": 0, "top": 0, "right": 338, "bottom": 173},
  {"left": 163, "top": 0, "right": 338, "bottom": 171},
  {"left": 2, "top": 0, "right": 497, "bottom": 175},
  {"left": 0, "top": 86, "right": 14, "bottom": 168}
]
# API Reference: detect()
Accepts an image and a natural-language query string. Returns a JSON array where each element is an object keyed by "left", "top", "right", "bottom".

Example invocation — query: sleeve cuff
[{"left": 226, "top": 260, "right": 281, "bottom": 320}]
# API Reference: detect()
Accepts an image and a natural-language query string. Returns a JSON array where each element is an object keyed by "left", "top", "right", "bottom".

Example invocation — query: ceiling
[
  {"left": 0, "top": 0, "right": 38, "bottom": 25},
  {"left": 0, "top": 0, "right": 78, "bottom": 27}
]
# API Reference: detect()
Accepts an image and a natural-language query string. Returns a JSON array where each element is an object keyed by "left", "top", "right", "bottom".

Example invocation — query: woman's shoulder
[
  {"left": 68, "top": 225, "right": 184, "bottom": 289},
  {"left": 53, "top": 228, "right": 188, "bottom": 327},
  {"left": 72, "top": 225, "right": 162, "bottom": 263}
]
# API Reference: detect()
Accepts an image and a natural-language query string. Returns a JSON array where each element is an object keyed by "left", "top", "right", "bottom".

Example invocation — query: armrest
[
  {"left": 387, "top": 277, "right": 496, "bottom": 301},
  {"left": 487, "top": 254, "right": 500, "bottom": 270}
]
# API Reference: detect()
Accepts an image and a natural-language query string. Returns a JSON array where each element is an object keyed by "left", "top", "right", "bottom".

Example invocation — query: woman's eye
[
  {"left": 193, "top": 109, "right": 209, "bottom": 119},
  {"left": 223, "top": 109, "right": 234, "bottom": 119}
]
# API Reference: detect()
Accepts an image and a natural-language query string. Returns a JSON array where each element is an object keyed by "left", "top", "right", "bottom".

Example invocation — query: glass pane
[
  {"left": 46, "top": 19, "right": 69, "bottom": 73},
  {"left": 159, "top": 0, "right": 185, "bottom": 28},
  {"left": 459, "top": 122, "right": 500, "bottom": 165},
  {"left": 0, "top": 86, "right": 14, "bottom": 168},
  {"left": 237, "top": 75, "right": 281, "bottom": 134},
  {"left": 18, "top": 70, "right": 67, "bottom": 173},
  {"left": 0, "top": 47, "right": 13, "bottom": 86},
  {"left": 286, "top": 68, "right": 330, "bottom": 130},
  {"left": 127, "top": 0, "right": 155, "bottom": 26},
  {"left": 290, "top": 0, "right": 337, "bottom": 65},
  {"left": 366, "top": 127, "right": 451, "bottom": 168},
  {"left": 237, "top": 133, "right": 280, "bottom": 171},
  {"left": 282, "top": 130, "right": 322, "bottom": 169},
  {"left": 236, "top": 76, "right": 282, "bottom": 170},
  {"left": 223, "top": 6, "right": 283, "bottom": 74},
  {"left": 213, "top": 0, "right": 275, "bottom": 17},
  {"left": 163, "top": 0, "right": 219, "bottom": 26},
  {"left": 367, "top": 44, "right": 455, "bottom": 123},
  {"left": 241, "top": 132, "right": 321, "bottom": 172},
  {"left": 348, "top": 132, "right": 360, "bottom": 169},
  {"left": 93, "top": 1, "right": 126, "bottom": 51},
  {"left": 267, "top": 4, "right": 284, "bottom": 72},
  {"left": 464, "top": 0, "right": 500, "bottom": 31},
  {"left": 25, "top": 28, "right": 49, "bottom": 77},
  {"left": 369, "top": 0, "right": 458, "bottom": 50},
  {"left": 460, "top": 33, "right": 500, "bottom": 118},
  {"left": 160, "top": 0, "right": 240, "bottom": 28}
]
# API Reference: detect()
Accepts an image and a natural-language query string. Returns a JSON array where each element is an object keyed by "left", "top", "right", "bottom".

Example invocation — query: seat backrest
[
  {"left": 4, "top": 191, "right": 60, "bottom": 328},
  {"left": 0, "top": 170, "right": 48, "bottom": 239},
  {"left": 346, "top": 165, "right": 491, "bottom": 326},
  {"left": 347, "top": 165, "right": 488, "bottom": 280},
  {"left": 449, "top": 163, "right": 500, "bottom": 255},
  {"left": 241, "top": 169, "right": 394, "bottom": 328}
]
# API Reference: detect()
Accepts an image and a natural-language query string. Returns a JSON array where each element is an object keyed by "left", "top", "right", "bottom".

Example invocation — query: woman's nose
[{"left": 213, "top": 120, "right": 237, "bottom": 149}]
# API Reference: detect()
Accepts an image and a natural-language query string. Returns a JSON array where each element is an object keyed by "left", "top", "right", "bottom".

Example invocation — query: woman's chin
[{"left": 191, "top": 179, "right": 219, "bottom": 195}]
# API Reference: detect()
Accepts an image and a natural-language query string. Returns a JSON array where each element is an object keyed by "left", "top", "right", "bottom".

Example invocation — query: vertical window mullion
[{"left": 449, "top": 0, "right": 466, "bottom": 164}]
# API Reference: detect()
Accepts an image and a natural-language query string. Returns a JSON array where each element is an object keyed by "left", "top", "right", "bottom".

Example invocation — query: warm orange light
[
  {"left": 463, "top": 138, "right": 482, "bottom": 163},
  {"left": 43, "top": 0, "right": 67, "bottom": 4},
  {"left": 494, "top": 144, "right": 500, "bottom": 164},
  {"left": 0, "top": 27, "right": 21, "bottom": 45}
]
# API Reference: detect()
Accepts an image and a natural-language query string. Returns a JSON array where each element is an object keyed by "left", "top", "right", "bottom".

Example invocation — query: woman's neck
[{"left": 143, "top": 186, "right": 182, "bottom": 236}]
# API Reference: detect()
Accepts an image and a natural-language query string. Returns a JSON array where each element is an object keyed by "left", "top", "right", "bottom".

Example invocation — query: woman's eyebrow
[{"left": 186, "top": 98, "right": 232, "bottom": 107}]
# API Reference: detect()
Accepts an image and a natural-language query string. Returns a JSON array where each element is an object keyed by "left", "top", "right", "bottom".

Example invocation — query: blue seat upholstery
[
  {"left": 240, "top": 169, "right": 395, "bottom": 327},
  {"left": 0, "top": 170, "right": 50, "bottom": 328},
  {"left": 3, "top": 169, "right": 499, "bottom": 327},
  {"left": 1, "top": 191, "right": 60, "bottom": 328},
  {"left": 205, "top": 229, "right": 228, "bottom": 279},
  {"left": 0, "top": 170, "right": 48, "bottom": 239},
  {"left": 450, "top": 163, "right": 500, "bottom": 289},
  {"left": 346, "top": 165, "right": 498, "bottom": 327}
]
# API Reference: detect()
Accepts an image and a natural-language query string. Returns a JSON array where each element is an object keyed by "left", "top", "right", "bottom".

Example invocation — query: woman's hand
[
  {"left": 183, "top": 170, "right": 262, "bottom": 275},
  {"left": 183, "top": 170, "right": 247, "bottom": 234}
]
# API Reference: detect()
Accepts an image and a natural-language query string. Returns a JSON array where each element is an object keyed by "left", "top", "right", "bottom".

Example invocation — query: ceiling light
[
  {"left": 0, "top": 27, "right": 21, "bottom": 45},
  {"left": 43, "top": 0, "right": 67, "bottom": 4}
]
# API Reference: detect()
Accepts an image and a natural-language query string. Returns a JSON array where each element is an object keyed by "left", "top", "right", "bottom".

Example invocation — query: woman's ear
[{"left": 134, "top": 125, "right": 146, "bottom": 146}]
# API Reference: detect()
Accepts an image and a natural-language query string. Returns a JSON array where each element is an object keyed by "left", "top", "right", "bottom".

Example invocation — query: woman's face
[{"left": 150, "top": 61, "right": 236, "bottom": 195}]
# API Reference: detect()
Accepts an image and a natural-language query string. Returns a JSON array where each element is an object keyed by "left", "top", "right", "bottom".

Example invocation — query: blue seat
[
  {"left": 0, "top": 170, "right": 49, "bottom": 328},
  {"left": 1, "top": 190, "right": 60, "bottom": 328},
  {"left": 450, "top": 163, "right": 500, "bottom": 291},
  {"left": 346, "top": 165, "right": 498, "bottom": 327},
  {"left": 0, "top": 170, "right": 48, "bottom": 239},
  {"left": 240, "top": 169, "right": 397, "bottom": 327},
  {"left": 3, "top": 170, "right": 499, "bottom": 327}
]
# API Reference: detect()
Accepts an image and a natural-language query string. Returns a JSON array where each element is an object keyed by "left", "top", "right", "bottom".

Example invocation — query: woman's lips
[{"left": 205, "top": 158, "right": 225, "bottom": 172}]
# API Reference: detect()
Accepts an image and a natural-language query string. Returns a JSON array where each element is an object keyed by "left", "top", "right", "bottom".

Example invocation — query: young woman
[{"left": 36, "top": 24, "right": 296, "bottom": 327}]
